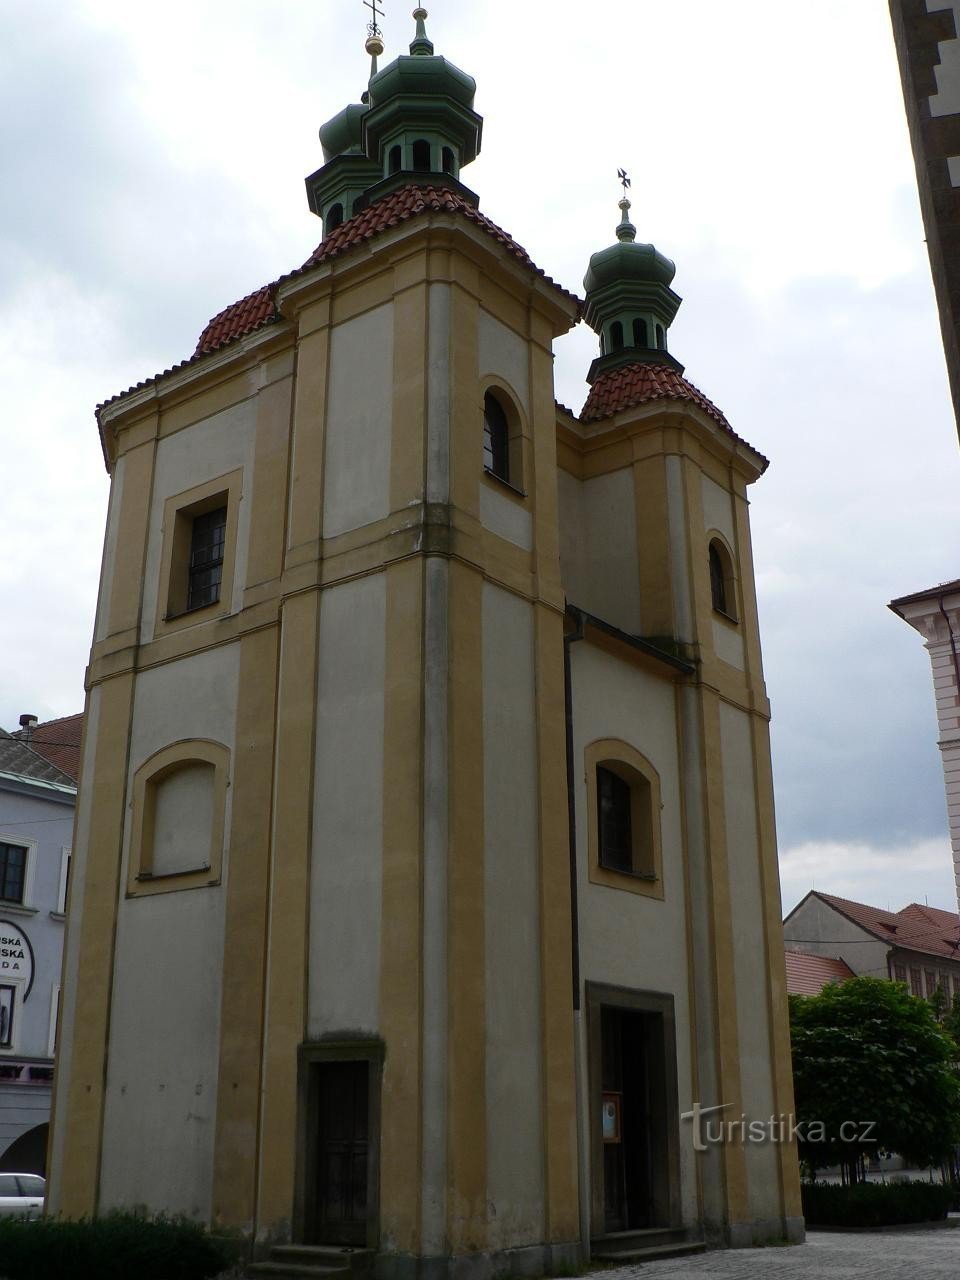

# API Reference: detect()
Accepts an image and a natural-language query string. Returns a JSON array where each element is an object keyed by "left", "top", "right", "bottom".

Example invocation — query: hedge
[
  {"left": 0, "top": 1212, "right": 232, "bottom": 1280},
  {"left": 801, "top": 1180, "right": 954, "bottom": 1228}
]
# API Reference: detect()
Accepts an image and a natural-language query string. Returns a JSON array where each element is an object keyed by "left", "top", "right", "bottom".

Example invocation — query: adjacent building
[
  {"left": 888, "top": 0, "right": 960, "bottom": 436},
  {"left": 785, "top": 891, "right": 960, "bottom": 999},
  {"left": 49, "top": 11, "right": 802, "bottom": 1267},
  {"left": 0, "top": 724, "right": 77, "bottom": 1174}
]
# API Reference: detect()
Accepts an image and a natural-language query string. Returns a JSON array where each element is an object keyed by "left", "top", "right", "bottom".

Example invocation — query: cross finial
[
  {"left": 618, "top": 168, "right": 631, "bottom": 197},
  {"left": 364, "top": 0, "right": 385, "bottom": 38}
]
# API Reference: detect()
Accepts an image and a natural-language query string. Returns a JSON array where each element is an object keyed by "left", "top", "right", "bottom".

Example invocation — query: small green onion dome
[
  {"left": 368, "top": 7, "right": 477, "bottom": 110},
  {"left": 368, "top": 50, "right": 477, "bottom": 109},
  {"left": 583, "top": 200, "right": 676, "bottom": 294},
  {"left": 319, "top": 102, "right": 368, "bottom": 163}
]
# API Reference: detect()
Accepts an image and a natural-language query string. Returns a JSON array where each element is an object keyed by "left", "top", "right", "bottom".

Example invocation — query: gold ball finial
[
  {"left": 365, "top": 32, "right": 385, "bottom": 56},
  {"left": 413, "top": 8, "right": 428, "bottom": 20}
]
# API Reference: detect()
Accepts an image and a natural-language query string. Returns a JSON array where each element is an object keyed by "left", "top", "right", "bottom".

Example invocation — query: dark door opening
[
  {"left": 311, "top": 1061, "right": 369, "bottom": 1245},
  {"left": 601, "top": 1006, "right": 657, "bottom": 1231}
]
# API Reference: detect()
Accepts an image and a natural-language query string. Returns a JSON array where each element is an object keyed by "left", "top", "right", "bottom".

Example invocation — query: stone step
[
  {"left": 247, "top": 1245, "right": 374, "bottom": 1280},
  {"left": 592, "top": 1241, "right": 707, "bottom": 1263},
  {"left": 247, "top": 1265, "right": 351, "bottom": 1280},
  {"left": 270, "top": 1246, "right": 372, "bottom": 1270},
  {"left": 591, "top": 1227, "right": 704, "bottom": 1260}
]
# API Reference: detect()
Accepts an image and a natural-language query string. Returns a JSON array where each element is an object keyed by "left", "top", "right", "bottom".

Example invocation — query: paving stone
[{"left": 576, "top": 1229, "right": 960, "bottom": 1278}]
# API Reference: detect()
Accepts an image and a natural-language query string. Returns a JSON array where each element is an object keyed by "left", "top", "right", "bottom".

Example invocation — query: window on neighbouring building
[
  {"left": 925, "top": 969, "right": 938, "bottom": 997},
  {"left": 894, "top": 963, "right": 906, "bottom": 983},
  {"left": 911, "top": 968, "right": 923, "bottom": 997},
  {"left": 57, "top": 848, "right": 71, "bottom": 915},
  {"left": 186, "top": 506, "right": 227, "bottom": 612},
  {"left": 483, "top": 391, "right": 510, "bottom": 483},
  {"left": 0, "top": 985, "right": 14, "bottom": 1050},
  {"left": 0, "top": 843, "right": 26, "bottom": 904},
  {"left": 953, "top": 974, "right": 960, "bottom": 999}
]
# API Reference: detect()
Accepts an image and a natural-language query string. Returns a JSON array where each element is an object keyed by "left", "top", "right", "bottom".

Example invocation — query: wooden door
[{"left": 314, "top": 1061, "right": 369, "bottom": 1244}]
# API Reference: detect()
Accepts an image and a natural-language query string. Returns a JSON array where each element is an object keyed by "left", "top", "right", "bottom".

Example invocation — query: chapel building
[{"left": 48, "top": 11, "right": 802, "bottom": 1270}]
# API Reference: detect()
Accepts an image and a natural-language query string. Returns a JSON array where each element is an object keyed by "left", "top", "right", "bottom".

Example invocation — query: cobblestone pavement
[{"left": 587, "top": 1230, "right": 960, "bottom": 1278}]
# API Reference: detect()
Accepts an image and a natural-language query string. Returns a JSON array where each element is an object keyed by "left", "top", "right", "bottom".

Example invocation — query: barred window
[
  {"left": 0, "top": 843, "right": 26, "bottom": 904},
  {"left": 187, "top": 507, "right": 227, "bottom": 612}
]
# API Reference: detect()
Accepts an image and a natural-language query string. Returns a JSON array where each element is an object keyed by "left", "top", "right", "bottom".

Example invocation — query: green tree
[{"left": 789, "top": 976, "right": 960, "bottom": 1182}]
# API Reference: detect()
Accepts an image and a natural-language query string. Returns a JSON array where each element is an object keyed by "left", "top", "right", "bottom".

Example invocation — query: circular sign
[{"left": 0, "top": 923, "right": 34, "bottom": 1000}]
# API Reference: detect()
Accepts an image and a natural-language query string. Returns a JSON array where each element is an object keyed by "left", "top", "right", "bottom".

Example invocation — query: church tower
[{"left": 49, "top": 10, "right": 802, "bottom": 1269}]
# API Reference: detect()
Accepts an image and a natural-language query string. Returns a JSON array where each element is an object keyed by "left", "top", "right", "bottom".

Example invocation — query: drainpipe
[
  {"left": 563, "top": 605, "right": 589, "bottom": 1262},
  {"left": 563, "top": 607, "right": 585, "bottom": 1009}
]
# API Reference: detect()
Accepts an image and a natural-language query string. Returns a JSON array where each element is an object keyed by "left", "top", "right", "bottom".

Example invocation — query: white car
[{"left": 0, "top": 1172, "right": 44, "bottom": 1219}]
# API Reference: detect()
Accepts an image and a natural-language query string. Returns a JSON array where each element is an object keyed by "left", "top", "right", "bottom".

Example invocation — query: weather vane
[
  {"left": 364, "top": 0, "right": 385, "bottom": 39},
  {"left": 618, "top": 168, "right": 631, "bottom": 197}
]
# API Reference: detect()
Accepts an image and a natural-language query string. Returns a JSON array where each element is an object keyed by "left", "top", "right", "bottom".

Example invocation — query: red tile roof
[
  {"left": 194, "top": 285, "right": 277, "bottom": 357},
  {"left": 12, "top": 713, "right": 84, "bottom": 783},
  {"left": 580, "top": 361, "right": 767, "bottom": 466},
  {"left": 190, "top": 184, "right": 580, "bottom": 360},
  {"left": 811, "top": 892, "right": 960, "bottom": 962},
  {"left": 784, "top": 949, "right": 855, "bottom": 995}
]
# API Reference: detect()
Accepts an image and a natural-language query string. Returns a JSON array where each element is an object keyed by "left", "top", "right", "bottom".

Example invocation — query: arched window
[
  {"left": 412, "top": 139, "right": 431, "bottom": 171},
  {"left": 632, "top": 318, "right": 648, "bottom": 348},
  {"left": 389, "top": 144, "right": 402, "bottom": 174},
  {"left": 352, "top": 196, "right": 366, "bottom": 216},
  {"left": 709, "top": 538, "right": 737, "bottom": 620},
  {"left": 128, "top": 740, "right": 230, "bottom": 896},
  {"left": 655, "top": 324, "right": 666, "bottom": 350},
  {"left": 586, "top": 739, "right": 663, "bottom": 896},
  {"left": 326, "top": 203, "right": 344, "bottom": 233},
  {"left": 611, "top": 321, "right": 624, "bottom": 351},
  {"left": 482, "top": 391, "right": 510, "bottom": 482},
  {"left": 442, "top": 146, "right": 456, "bottom": 175}
]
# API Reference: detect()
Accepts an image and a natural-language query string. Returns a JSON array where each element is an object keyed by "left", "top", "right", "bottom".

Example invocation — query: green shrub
[
  {"left": 0, "top": 1211, "right": 231, "bottom": 1280},
  {"left": 801, "top": 1180, "right": 954, "bottom": 1228}
]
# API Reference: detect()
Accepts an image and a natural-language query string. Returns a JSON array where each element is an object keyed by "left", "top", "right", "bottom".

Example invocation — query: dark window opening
[
  {"left": 442, "top": 146, "right": 456, "bottom": 175},
  {"left": 655, "top": 324, "right": 665, "bottom": 350},
  {"left": 389, "top": 145, "right": 402, "bottom": 174},
  {"left": 0, "top": 844, "right": 26, "bottom": 904},
  {"left": 326, "top": 203, "right": 344, "bottom": 232},
  {"left": 611, "top": 321, "right": 624, "bottom": 351},
  {"left": 412, "top": 139, "right": 431, "bottom": 172},
  {"left": 352, "top": 196, "right": 366, "bottom": 215},
  {"left": 597, "top": 767, "right": 633, "bottom": 874},
  {"left": 633, "top": 318, "right": 648, "bottom": 348},
  {"left": 483, "top": 391, "right": 510, "bottom": 482},
  {"left": 709, "top": 543, "right": 726, "bottom": 614},
  {"left": 187, "top": 507, "right": 227, "bottom": 612}
]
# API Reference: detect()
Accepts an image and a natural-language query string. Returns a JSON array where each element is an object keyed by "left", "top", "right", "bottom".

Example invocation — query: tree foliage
[{"left": 789, "top": 976, "right": 960, "bottom": 1178}]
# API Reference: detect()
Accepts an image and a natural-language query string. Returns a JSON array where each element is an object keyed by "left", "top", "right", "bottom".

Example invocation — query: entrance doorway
[
  {"left": 313, "top": 1062, "right": 369, "bottom": 1244},
  {"left": 587, "top": 985, "right": 680, "bottom": 1238},
  {"left": 295, "top": 1042, "right": 382, "bottom": 1248}
]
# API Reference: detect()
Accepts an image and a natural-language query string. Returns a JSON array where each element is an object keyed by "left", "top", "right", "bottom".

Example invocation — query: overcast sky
[{"left": 3, "top": 0, "right": 959, "bottom": 916}]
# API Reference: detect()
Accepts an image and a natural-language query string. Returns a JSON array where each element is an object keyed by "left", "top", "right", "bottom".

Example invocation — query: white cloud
[{"left": 779, "top": 837, "right": 957, "bottom": 918}]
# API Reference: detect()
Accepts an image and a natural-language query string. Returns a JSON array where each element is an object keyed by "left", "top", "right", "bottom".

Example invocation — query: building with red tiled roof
[
  {"left": 11, "top": 714, "right": 84, "bottom": 784},
  {"left": 55, "top": 7, "right": 800, "bottom": 1261},
  {"left": 783, "top": 949, "right": 855, "bottom": 996},
  {"left": 785, "top": 890, "right": 960, "bottom": 1001}
]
